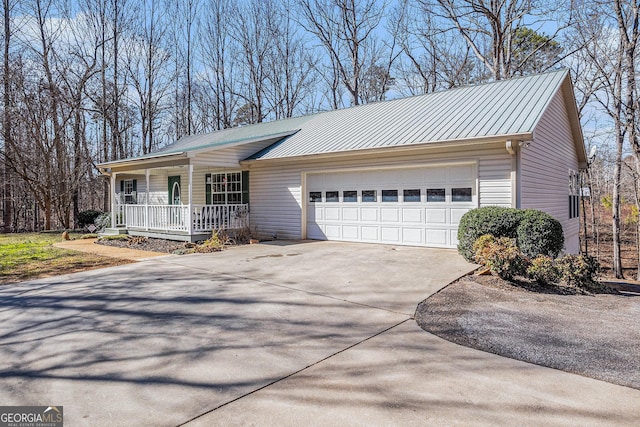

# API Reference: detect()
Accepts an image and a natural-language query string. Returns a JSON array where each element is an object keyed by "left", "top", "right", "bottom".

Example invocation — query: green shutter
[
  {"left": 205, "top": 173, "right": 212, "bottom": 205},
  {"left": 241, "top": 171, "right": 249, "bottom": 205},
  {"left": 132, "top": 179, "right": 137, "bottom": 192}
]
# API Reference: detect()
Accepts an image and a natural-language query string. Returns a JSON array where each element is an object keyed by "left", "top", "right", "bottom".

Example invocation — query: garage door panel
[
  {"left": 381, "top": 208, "right": 399, "bottom": 223},
  {"left": 402, "top": 228, "right": 423, "bottom": 244},
  {"left": 342, "top": 207, "right": 359, "bottom": 221},
  {"left": 450, "top": 208, "right": 471, "bottom": 224},
  {"left": 426, "top": 229, "right": 448, "bottom": 245},
  {"left": 307, "top": 223, "right": 325, "bottom": 240},
  {"left": 402, "top": 208, "right": 422, "bottom": 223},
  {"left": 381, "top": 227, "right": 400, "bottom": 243},
  {"left": 426, "top": 208, "right": 447, "bottom": 224},
  {"left": 325, "top": 207, "right": 340, "bottom": 221},
  {"left": 325, "top": 224, "right": 341, "bottom": 238},
  {"left": 342, "top": 225, "right": 358, "bottom": 239},
  {"left": 451, "top": 230, "right": 460, "bottom": 246},
  {"left": 361, "top": 208, "right": 378, "bottom": 221},
  {"left": 306, "top": 164, "right": 476, "bottom": 248},
  {"left": 361, "top": 226, "right": 378, "bottom": 240}
]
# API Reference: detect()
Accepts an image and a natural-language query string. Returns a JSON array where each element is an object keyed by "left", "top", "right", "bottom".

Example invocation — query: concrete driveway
[{"left": 1, "top": 241, "right": 639, "bottom": 426}]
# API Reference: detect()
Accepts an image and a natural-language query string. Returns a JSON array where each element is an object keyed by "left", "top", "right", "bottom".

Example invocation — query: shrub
[
  {"left": 527, "top": 255, "right": 560, "bottom": 285},
  {"left": 77, "top": 210, "right": 103, "bottom": 228},
  {"left": 94, "top": 212, "right": 111, "bottom": 231},
  {"left": 457, "top": 206, "right": 523, "bottom": 261},
  {"left": 80, "top": 233, "right": 99, "bottom": 239},
  {"left": 473, "top": 235, "right": 528, "bottom": 280},
  {"left": 557, "top": 254, "right": 599, "bottom": 289},
  {"left": 516, "top": 209, "right": 564, "bottom": 258},
  {"left": 472, "top": 234, "right": 497, "bottom": 264},
  {"left": 195, "top": 230, "right": 228, "bottom": 253}
]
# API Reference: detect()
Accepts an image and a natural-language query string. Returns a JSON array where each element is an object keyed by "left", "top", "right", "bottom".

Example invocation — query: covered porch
[
  {"left": 103, "top": 153, "right": 250, "bottom": 242},
  {"left": 113, "top": 203, "right": 249, "bottom": 242}
]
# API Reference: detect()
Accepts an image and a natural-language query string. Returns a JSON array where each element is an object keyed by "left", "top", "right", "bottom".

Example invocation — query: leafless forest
[{"left": 1, "top": 0, "right": 639, "bottom": 278}]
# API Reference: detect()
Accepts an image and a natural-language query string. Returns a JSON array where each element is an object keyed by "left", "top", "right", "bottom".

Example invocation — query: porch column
[
  {"left": 188, "top": 163, "right": 194, "bottom": 235},
  {"left": 110, "top": 172, "right": 117, "bottom": 228},
  {"left": 145, "top": 169, "right": 150, "bottom": 231}
]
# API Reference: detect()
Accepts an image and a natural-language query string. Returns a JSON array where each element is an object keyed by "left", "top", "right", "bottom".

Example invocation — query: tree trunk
[{"left": 2, "top": 0, "right": 11, "bottom": 233}]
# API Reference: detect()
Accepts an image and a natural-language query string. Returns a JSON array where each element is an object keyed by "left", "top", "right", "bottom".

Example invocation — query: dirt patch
[{"left": 416, "top": 274, "right": 640, "bottom": 390}]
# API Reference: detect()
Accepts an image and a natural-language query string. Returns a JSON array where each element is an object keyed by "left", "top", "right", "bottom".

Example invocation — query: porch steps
[{"left": 100, "top": 228, "right": 129, "bottom": 237}]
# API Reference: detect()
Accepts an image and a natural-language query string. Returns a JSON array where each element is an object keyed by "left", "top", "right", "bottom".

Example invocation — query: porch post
[
  {"left": 145, "top": 169, "right": 150, "bottom": 231},
  {"left": 188, "top": 163, "right": 194, "bottom": 235},
  {"left": 110, "top": 172, "right": 117, "bottom": 228}
]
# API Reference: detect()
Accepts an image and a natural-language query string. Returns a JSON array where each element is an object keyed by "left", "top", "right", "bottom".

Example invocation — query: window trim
[{"left": 206, "top": 172, "right": 243, "bottom": 205}]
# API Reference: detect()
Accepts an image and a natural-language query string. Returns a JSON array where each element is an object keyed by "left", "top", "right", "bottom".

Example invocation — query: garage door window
[
  {"left": 427, "top": 188, "right": 445, "bottom": 202},
  {"left": 382, "top": 190, "right": 398, "bottom": 202},
  {"left": 403, "top": 189, "right": 421, "bottom": 202},
  {"left": 452, "top": 187, "right": 472, "bottom": 202},
  {"left": 309, "top": 192, "right": 322, "bottom": 202},
  {"left": 343, "top": 190, "right": 357, "bottom": 202},
  {"left": 362, "top": 190, "right": 377, "bottom": 202},
  {"left": 326, "top": 191, "right": 339, "bottom": 202}
]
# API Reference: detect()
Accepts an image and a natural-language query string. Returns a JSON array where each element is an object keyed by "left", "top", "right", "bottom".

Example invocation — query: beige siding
[
  {"left": 247, "top": 144, "right": 513, "bottom": 241},
  {"left": 521, "top": 90, "right": 580, "bottom": 253}
]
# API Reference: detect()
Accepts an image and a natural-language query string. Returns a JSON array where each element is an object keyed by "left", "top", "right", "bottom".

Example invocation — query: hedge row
[{"left": 457, "top": 206, "right": 564, "bottom": 262}]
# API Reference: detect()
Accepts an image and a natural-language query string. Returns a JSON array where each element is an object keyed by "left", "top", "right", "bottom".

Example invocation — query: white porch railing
[{"left": 117, "top": 203, "right": 249, "bottom": 234}]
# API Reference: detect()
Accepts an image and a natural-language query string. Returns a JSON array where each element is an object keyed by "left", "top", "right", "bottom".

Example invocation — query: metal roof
[
  {"left": 101, "top": 69, "right": 583, "bottom": 168},
  {"left": 250, "top": 69, "right": 576, "bottom": 160}
]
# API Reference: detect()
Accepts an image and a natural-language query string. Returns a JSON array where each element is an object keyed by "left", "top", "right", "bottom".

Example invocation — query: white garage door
[{"left": 306, "top": 164, "right": 477, "bottom": 248}]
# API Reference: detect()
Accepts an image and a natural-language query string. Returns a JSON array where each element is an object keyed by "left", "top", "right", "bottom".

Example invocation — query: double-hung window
[
  {"left": 121, "top": 179, "right": 137, "bottom": 204},
  {"left": 206, "top": 172, "right": 244, "bottom": 205}
]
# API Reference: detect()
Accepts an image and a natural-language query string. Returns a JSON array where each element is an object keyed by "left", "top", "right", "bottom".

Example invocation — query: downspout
[{"left": 506, "top": 140, "right": 518, "bottom": 208}]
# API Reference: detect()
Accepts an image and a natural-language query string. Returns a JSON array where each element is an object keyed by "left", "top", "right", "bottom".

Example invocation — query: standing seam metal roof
[
  {"left": 249, "top": 69, "right": 572, "bottom": 160},
  {"left": 138, "top": 69, "right": 574, "bottom": 163}
]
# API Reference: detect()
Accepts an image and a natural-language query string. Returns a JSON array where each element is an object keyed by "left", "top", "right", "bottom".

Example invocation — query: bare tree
[
  {"left": 126, "top": 0, "right": 172, "bottom": 154},
  {"left": 297, "top": 0, "right": 388, "bottom": 106},
  {"left": 428, "top": 0, "right": 569, "bottom": 80}
]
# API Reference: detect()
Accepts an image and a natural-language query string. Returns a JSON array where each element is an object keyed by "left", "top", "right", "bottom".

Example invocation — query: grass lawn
[{"left": 0, "top": 232, "right": 130, "bottom": 285}]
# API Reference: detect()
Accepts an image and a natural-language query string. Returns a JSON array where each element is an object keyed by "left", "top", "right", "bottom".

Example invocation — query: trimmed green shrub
[
  {"left": 457, "top": 206, "right": 523, "bottom": 261},
  {"left": 77, "top": 210, "right": 103, "bottom": 228},
  {"left": 80, "top": 233, "right": 99, "bottom": 239},
  {"left": 473, "top": 235, "right": 528, "bottom": 280},
  {"left": 557, "top": 254, "right": 599, "bottom": 289},
  {"left": 516, "top": 209, "right": 564, "bottom": 258},
  {"left": 527, "top": 255, "right": 560, "bottom": 285}
]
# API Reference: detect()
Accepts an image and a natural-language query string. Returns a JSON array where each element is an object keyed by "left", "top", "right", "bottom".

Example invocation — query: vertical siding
[
  {"left": 248, "top": 144, "right": 513, "bottom": 240},
  {"left": 521, "top": 90, "right": 580, "bottom": 253}
]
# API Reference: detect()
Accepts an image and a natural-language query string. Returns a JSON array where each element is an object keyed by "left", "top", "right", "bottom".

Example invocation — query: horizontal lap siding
[
  {"left": 248, "top": 144, "right": 513, "bottom": 240},
  {"left": 521, "top": 90, "right": 580, "bottom": 253}
]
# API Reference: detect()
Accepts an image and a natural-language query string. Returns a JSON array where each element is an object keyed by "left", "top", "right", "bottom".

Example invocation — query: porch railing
[{"left": 117, "top": 203, "right": 249, "bottom": 234}]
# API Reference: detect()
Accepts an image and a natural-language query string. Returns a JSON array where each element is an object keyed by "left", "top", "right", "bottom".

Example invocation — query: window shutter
[
  {"left": 205, "top": 173, "right": 212, "bottom": 205},
  {"left": 241, "top": 171, "right": 249, "bottom": 205},
  {"left": 132, "top": 179, "right": 137, "bottom": 192},
  {"left": 120, "top": 180, "right": 124, "bottom": 192}
]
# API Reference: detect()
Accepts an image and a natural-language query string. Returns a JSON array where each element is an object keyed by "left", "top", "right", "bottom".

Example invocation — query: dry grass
[{"left": 0, "top": 232, "right": 131, "bottom": 285}]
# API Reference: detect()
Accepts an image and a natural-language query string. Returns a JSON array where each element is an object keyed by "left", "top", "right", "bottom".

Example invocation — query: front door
[{"left": 168, "top": 176, "right": 181, "bottom": 205}]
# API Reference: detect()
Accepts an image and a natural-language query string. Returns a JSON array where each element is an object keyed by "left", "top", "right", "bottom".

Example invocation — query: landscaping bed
[
  {"left": 416, "top": 274, "right": 640, "bottom": 390},
  {"left": 96, "top": 236, "right": 187, "bottom": 253}
]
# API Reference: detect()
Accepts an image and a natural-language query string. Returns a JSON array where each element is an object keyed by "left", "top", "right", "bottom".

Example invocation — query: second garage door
[{"left": 306, "top": 164, "right": 477, "bottom": 248}]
